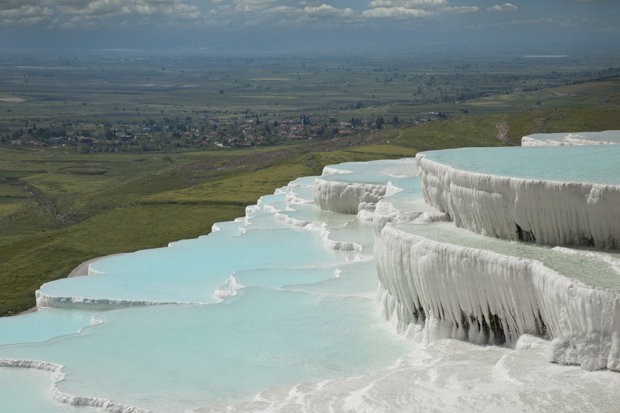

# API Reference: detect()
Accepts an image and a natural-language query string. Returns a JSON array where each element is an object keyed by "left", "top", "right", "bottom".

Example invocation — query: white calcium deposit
[
  {"left": 522, "top": 130, "right": 620, "bottom": 146},
  {"left": 313, "top": 177, "right": 387, "bottom": 214},
  {"left": 416, "top": 153, "right": 620, "bottom": 249},
  {"left": 312, "top": 139, "right": 620, "bottom": 372},
  {"left": 375, "top": 224, "right": 619, "bottom": 371}
]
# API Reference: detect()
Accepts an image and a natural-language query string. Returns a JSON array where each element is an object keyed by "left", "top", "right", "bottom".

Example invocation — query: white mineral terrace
[
  {"left": 365, "top": 139, "right": 620, "bottom": 372},
  {"left": 314, "top": 159, "right": 414, "bottom": 214},
  {"left": 310, "top": 138, "right": 620, "bottom": 372},
  {"left": 310, "top": 144, "right": 620, "bottom": 371},
  {"left": 375, "top": 223, "right": 620, "bottom": 371},
  {"left": 522, "top": 130, "right": 620, "bottom": 146},
  {"left": 417, "top": 145, "right": 620, "bottom": 249}
]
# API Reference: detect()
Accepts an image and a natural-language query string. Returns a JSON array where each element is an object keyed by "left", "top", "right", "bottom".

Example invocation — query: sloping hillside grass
[{"left": 0, "top": 143, "right": 415, "bottom": 315}]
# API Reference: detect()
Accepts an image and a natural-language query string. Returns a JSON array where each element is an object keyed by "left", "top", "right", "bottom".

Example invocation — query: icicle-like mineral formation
[
  {"left": 416, "top": 149, "right": 620, "bottom": 249},
  {"left": 375, "top": 224, "right": 620, "bottom": 371}
]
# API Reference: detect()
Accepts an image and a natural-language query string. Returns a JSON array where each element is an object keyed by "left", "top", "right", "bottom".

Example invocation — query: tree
[{"left": 375, "top": 116, "right": 385, "bottom": 130}]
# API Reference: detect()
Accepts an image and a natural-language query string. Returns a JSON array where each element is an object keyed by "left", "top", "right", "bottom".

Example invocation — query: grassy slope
[
  {"left": 0, "top": 143, "right": 419, "bottom": 315},
  {"left": 1, "top": 78, "right": 619, "bottom": 315}
]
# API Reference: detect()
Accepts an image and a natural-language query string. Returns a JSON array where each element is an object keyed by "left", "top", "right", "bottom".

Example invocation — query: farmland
[{"left": 2, "top": 52, "right": 618, "bottom": 151}]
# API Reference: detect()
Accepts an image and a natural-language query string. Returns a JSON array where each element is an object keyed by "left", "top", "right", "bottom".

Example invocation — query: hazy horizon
[{"left": 1, "top": 1, "right": 619, "bottom": 56}]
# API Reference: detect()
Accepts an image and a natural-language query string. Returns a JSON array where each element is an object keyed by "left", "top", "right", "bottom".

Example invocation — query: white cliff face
[
  {"left": 313, "top": 159, "right": 418, "bottom": 215},
  {"left": 313, "top": 177, "right": 387, "bottom": 214},
  {"left": 417, "top": 153, "right": 620, "bottom": 249},
  {"left": 375, "top": 224, "right": 620, "bottom": 371}
]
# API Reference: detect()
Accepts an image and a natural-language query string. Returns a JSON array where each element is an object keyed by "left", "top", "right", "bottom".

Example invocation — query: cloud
[
  {"left": 0, "top": 4, "right": 53, "bottom": 25},
  {"left": 362, "top": 7, "right": 430, "bottom": 19},
  {"left": 362, "top": 0, "right": 451, "bottom": 20},
  {"left": 441, "top": 6, "right": 479, "bottom": 14},
  {"left": 2, "top": 0, "right": 612, "bottom": 36},
  {"left": 0, "top": 0, "right": 207, "bottom": 28},
  {"left": 0, "top": 1, "right": 508, "bottom": 30},
  {"left": 54, "top": 0, "right": 202, "bottom": 18},
  {"left": 487, "top": 3, "right": 518, "bottom": 13},
  {"left": 0, "top": 0, "right": 39, "bottom": 10},
  {"left": 301, "top": 4, "right": 356, "bottom": 20},
  {"left": 233, "top": 0, "right": 277, "bottom": 12},
  {"left": 369, "top": 0, "right": 446, "bottom": 7}
]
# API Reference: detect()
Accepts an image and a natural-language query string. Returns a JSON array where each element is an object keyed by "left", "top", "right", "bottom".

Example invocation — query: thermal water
[{"left": 0, "top": 163, "right": 413, "bottom": 413}]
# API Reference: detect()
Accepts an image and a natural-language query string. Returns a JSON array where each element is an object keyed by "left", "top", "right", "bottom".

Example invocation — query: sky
[{"left": 0, "top": 0, "right": 619, "bottom": 55}]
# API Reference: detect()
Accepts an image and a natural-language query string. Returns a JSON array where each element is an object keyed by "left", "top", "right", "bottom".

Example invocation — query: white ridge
[{"left": 0, "top": 359, "right": 151, "bottom": 413}]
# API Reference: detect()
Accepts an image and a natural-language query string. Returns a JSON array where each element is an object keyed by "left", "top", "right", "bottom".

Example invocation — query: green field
[
  {"left": 0, "top": 140, "right": 416, "bottom": 315},
  {"left": 1, "top": 57, "right": 619, "bottom": 315}
]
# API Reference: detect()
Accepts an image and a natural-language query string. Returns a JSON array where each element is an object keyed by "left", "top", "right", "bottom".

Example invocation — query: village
[{"left": 2, "top": 111, "right": 447, "bottom": 152}]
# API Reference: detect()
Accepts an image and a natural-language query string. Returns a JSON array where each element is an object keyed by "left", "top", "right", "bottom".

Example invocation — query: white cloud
[
  {"left": 487, "top": 3, "right": 518, "bottom": 13},
  {"left": 362, "top": 6, "right": 430, "bottom": 19},
  {"left": 0, "top": 0, "right": 57, "bottom": 27},
  {"left": 0, "top": 5, "right": 53, "bottom": 25},
  {"left": 52, "top": 0, "right": 200, "bottom": 17},
  {"left": 369, "top": 0, "right": 446, "bottom": 7},
  {"left": 233, "top": 0, "right": 277, "bottom": 12},
  {"left": 302, "top": 4, "right": 356, "bottom": 19},
  {"left": 442, "top": 6, "right": 479, "bottom": 14},
  {"left": 0, "top": 0, "right": 40, "bottom": 10},
  {"left": 3, "top": 0, "right": 608, "bottom": 33},
  {"left": 363, "top": 0, "right": 447, "bottom": 19},
  {"left": 7, "top": 0, "right": 206, "bottom": 28},
  {"left": 0, "top": 1, "right": 505, "bottom": 30}
]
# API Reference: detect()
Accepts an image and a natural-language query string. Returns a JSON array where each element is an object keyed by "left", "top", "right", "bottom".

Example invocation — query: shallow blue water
[
  {"left": 39, "top": 224, "right": 345, "bottom": 305},
  {"left": 320, "top": 158, "right": 416, "bottom": 183},
  {"left": 1, "top": 290, "right": 405, "bottom": 412},
  {"left": 0, "top": 308, "right": 96, "bottom": 346},
  {"left": 0, "top": 368, "right": 73, "bottom": 413},
  {"left": 0, "top": 166, "right": 411, "bottom": 413}
]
